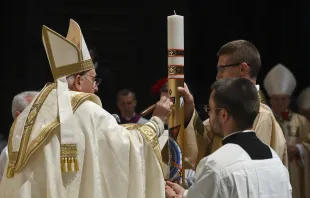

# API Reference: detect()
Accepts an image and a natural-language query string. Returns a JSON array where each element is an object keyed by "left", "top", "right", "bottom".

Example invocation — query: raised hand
[
  {"left": 152, "top": 96, "right": 173, "bottom": 124},
  {"left": 178, "top": 83, "right": 195, "bottom": 123}
]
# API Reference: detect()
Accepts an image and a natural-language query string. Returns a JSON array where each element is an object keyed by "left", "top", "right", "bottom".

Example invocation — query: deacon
[
  {"left": 264, "top": 63, "right": 310, "bottom": 198},
  {"left": 181, "top": 40, "right": 287, "bottom": 168},
  {"left": 165, "top": 78, "right": 292, "bottom": 198},
  {"left": 0, "top": 20, "right": 172, "bottom": 198}
]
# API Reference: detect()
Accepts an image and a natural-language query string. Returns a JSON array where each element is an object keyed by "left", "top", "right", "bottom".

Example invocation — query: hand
[
  {"left": 165, "top": 181, "right": 185, "bottom": 198},
  {"left": 288, "top": 145, "right": 299, "bottom": 161},
  {"left": 178, "top": 83, "right": 195, "bottom": 123},
  {"left": 152, "top": 96, "right": 173, "bottom": 124}
]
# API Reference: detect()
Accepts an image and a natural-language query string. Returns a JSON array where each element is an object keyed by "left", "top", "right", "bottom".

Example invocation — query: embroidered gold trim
[
  {"left": 8, "top": 92, "right": 100, "bottom": 177},
  {"left": 137, "top": 125, "right": 165, "bottom": 176},
  {"left": 168, "top": 49, "right": 184, "bottom": 57},
  {"left": 53, "top": 59, "right": 94, "bottom": 80},
  {"left": 61, "top": 144, "right": 79, "bottom": 172},
  {"left": 168, "top": 65, "right": 184, "bottom": 75},
  {"left": 121, "top": 123, "right": 142, "bottom": 130},
  {"left": 258, "top": 90, "right": 267, "bottom": 105},
  {"left": 7, "top": 83, "right": 56, "bottom": 178},
  {"left": 6, "top": 119, "right": 17, "bottom": 178},
  {"left": 121, "top": 123, "right": 165, "bottom": 176},
  {"left": 42, "top": 26, "right": 94, "bottom": 80}
]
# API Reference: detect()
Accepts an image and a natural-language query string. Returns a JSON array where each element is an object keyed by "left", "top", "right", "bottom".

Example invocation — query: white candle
[{"left": 167, "top": 14, "right": 184, "bottom": 78}]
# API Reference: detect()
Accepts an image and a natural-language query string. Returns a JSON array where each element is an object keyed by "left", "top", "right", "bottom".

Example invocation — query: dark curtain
[{"left": 2, "top": 0, "right": 310, "bottom": 138}]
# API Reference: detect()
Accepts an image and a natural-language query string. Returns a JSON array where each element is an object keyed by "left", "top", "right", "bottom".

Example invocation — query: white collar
[
  {"left": 256, "top": 84, "right": 260, "bottom": 91},
  {"left": 222, "top": 130, "right": 254, "bottom": 141}
]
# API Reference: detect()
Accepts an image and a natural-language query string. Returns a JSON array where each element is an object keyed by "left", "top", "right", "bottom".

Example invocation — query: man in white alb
[{"left": 166, "top": 78, "right": 292, "bottom": 198}]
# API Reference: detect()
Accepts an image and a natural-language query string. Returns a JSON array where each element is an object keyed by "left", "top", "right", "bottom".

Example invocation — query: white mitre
[
  {"left": 298, "top": 87, "right": 310, "bottom": 110},
  {"left": 42, "top": 19, "right": 94, "bottom": 172},
  {"left": 263, "top": 63, "right": 296, "bottom": 96}
]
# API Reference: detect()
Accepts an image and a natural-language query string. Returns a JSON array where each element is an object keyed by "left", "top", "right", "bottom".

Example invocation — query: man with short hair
[
  {"left": 0, "top": 19, "right": 172, "bottom": 198},
  {"left": 11, "top": 91, "right": 39, "bottom": 119},
  {"left": 166, "top": 78, "right": 292, "bottom": 198},
  {"left": 0, "top": 91, "right": 39, "bottom": 182},
  {"left": 181, "top": 40, "right": 287, "bottom": 168},
  {"left": 116, "top": 89, "right": 148, "bottom": 124}
]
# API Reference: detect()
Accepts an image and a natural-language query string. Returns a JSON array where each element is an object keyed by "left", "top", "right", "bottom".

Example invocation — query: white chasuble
[{"left": 0, "top": 84, "right": 166, "bottom": 198}]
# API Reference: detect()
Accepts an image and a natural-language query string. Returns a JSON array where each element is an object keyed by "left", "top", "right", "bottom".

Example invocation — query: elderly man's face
[
  {"left": 269, "top": 95, "right": 290, "bottom": 113},
  {"left": 71, "top": 69, "right": 99, "bottom": 94}
]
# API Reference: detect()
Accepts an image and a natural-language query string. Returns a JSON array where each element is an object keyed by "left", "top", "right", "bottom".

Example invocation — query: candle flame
[{"left": 174, "top": 10, "right": 176, "bottom": 15}]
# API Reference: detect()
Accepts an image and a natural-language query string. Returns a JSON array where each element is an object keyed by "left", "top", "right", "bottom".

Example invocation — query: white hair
[
  {"left": 66, "top": 75, "right": 75, "bottom": 88},
  {"left": 12, "top": 91, "right": 39, "bottom": 119}
]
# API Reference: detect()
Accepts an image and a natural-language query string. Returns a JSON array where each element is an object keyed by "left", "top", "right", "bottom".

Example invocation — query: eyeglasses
[
  {"left": 204, "top": 106, "right": 224, "bottom": 114},
  {"left": 83, "top": 74, "right": 102, "bottom": 87},
  {"left": 216, "top": 62, "right": 251, "bottom": 73},
  {"left": 216, "top": 63, "right": 241, "bottom": 73}
]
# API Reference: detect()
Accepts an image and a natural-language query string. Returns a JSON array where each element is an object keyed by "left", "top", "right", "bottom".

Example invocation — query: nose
[
  {"left": 216, "top": 72, "right": 223, "bottom": 80},
  {"left": 94, "top": 85, "right": 98, "bottom": 93}
]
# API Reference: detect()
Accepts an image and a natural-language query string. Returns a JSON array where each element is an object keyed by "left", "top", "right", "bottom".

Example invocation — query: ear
[
  {"left": 73, "top": 75, "right": 83, "bottom": 91},
  {"left": 239, "top": 62, "right": 249, "bottom": 76},
  {"left": 15, "top": 111, "right": 21, "bottom": 118},
  {"left": 220, "top": 109, "right": 229, "bottom": 122}
]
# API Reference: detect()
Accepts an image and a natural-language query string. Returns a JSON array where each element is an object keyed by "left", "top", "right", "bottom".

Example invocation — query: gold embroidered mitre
[
  {"left": 42, "top": 19, "right": 94, "bottom": 80},
  {"left": 263, "top": 63, "right": 296, "bottom": 97},
  {"left": 42, "top": 19, "right": 94, "bottom": 173}
]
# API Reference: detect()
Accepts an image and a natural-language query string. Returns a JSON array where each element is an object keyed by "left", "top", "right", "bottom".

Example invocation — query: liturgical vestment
[
  {"left": 275, "top": 111, "right": 310, "bottom": 198},
  {"left": 263, "top": 63, "right": 310, "bottom": 198},
  {"left": 0, "top": 85, "right": 166, "bottom": 198},
  {"left": 186, "top": 103, "right": 288, "bottom": 168},
  {"left": 184, "top": 132, "right": 292, "bottom": 198}
]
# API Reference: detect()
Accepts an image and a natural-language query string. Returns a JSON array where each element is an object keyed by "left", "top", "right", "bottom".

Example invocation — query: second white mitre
[{"left": 263, "top": 63, "right": 296, "bottom": 97}]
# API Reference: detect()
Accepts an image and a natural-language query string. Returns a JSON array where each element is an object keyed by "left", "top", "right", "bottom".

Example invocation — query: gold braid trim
[
  {"left": 6, "top": 119, "right": 17, "bottom": 178},
  {"left": 7, "top": 91, "right": 100, "bottom": 178},
  {"left": 258, "top": 90, "right": 267, "bottom": 105},
  {"left": 7, "top": 83, "right": 56, "bottom": 178},
  {"left": 61, "top": 144, "right": 79, "bottom": 172},
  {"left": 121, "top": 123, "right": 165, "bottom": 176},
  {"left": 137, "top": 125, "right": 164, "bottom": 176}
]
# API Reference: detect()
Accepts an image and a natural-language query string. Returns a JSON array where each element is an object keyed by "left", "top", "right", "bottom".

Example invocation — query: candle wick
[{"left": 174, "top": 10, "right": 176, "bottom": 15}]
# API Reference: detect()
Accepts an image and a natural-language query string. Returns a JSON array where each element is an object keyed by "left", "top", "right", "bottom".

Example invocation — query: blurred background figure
[
  {"left": 0, "top": 91, "right": 38, "bottom": 182},
  {"left": 264, "top": 63, "right": 310, "bottom": 198},
  {"left": 116, "top": 89, "right": 148, "bottom": 124},
  {"left": 297, "top": 87, "right": 310, "bottom": 122}
]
